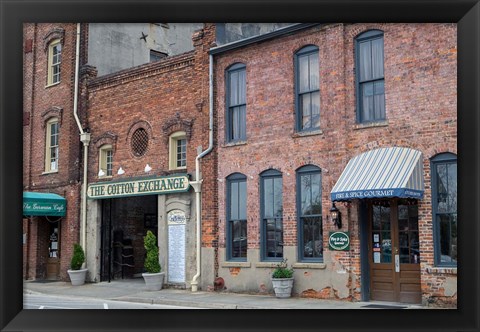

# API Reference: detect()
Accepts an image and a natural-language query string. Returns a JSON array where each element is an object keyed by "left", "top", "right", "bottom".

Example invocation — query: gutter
[
  {"left": 189, "top": 53, "right": 214, "bottom": 292},
  {"left": 72, "top": 23, "right": 91, "bottom": 266}
]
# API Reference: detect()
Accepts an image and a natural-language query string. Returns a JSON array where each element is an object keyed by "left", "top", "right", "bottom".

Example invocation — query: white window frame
[
  {"left": 47, "top": 39, "right": 61, "bottom": 86},
  {"left": 99, "top": 144, "right": 113, "bottom": 178},
  {"left": 169, "top": 131, "right": 187, "bottom": 170},
  {"left": 44, "top": 117, "right": 59, "bottom": 173}
]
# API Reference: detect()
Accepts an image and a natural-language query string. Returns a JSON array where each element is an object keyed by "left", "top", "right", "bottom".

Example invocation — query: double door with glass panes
[{"left": 368, "top": 199, "right": 421, "bottom": 304}]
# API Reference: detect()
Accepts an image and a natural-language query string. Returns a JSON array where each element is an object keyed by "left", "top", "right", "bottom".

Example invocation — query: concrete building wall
[
  {"left": 214, "top": 23, "right": 456, "bottom": 306},
  {"left": 215, "top": 23, "right": 294, "bottom": 45},
  {"left": 87, "top": 23, "right": 203, "bottom": 76}
]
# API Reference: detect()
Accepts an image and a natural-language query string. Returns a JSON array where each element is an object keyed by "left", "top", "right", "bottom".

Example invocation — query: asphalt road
[{"left": 24, "top": 293, "right": 204, "bottom": 309}]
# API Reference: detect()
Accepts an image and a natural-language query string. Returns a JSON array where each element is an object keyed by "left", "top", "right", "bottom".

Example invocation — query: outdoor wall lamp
[{"left": 330, "top": 202, "right": 342, "bottom": 229}]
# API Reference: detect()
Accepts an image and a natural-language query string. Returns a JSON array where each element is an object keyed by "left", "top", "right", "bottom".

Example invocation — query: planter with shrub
[
  {"left": 67, "top": 244, "right": 88, "bottom": 286},
  {"left": 142, "top": 230, "right": 165, "bottom": 291},
  {"left": 271, "top": 259, "right": 294, "bottom": 298}
]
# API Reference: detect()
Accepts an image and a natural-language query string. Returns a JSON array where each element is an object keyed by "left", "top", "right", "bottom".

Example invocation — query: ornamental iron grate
[{"left": 131, "top": 128, "right": 149, "bottom": 157}]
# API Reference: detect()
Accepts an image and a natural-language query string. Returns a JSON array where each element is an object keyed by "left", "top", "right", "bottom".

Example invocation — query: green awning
[{"left": 23, "top": 192, "right": 66, "bottom": 217}]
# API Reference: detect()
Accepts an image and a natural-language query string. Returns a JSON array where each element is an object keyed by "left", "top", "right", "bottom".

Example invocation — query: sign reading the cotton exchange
[
  {"left": 328, "top": 231, "right": 350, "bottom": 251},
  {"left": 87, "top": 175, "right": 189, "bottom": 199}
]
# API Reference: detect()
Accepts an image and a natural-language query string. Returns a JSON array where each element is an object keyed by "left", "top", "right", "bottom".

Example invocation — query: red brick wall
[
  {"left": 214, "top": 23, "right": 456, "bottom": 304},
  {"left": 85, "top": 24, "right": 217, "bottom": 270},
  {"left": 23, "top": 23, "right": 85, "bottom": 281}
]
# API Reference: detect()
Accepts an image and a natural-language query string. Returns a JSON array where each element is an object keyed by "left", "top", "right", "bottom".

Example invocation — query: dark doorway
[{"left": 100, "top": 196, "right": 158, "bottom": 281}]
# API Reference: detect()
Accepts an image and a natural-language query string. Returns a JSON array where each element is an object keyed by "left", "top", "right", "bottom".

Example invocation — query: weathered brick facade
[
  {"left": 214, "top": 23, "right": 456, "bottom": 306},
  {"left": 83, "top": 24, "right": 217, "bottom": 287},
  {"left": 23, "top": 23, "right": 88, "bottom": 280}
]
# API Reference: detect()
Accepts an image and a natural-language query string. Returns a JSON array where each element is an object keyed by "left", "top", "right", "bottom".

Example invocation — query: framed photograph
[{"left": 1, "top": 1, "right": 479, "bottom": 332}]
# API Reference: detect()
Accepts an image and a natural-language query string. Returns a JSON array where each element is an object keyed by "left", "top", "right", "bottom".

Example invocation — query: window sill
[
  {"left": 426, "top": 267, "right": 457, "bottom": 275},
  {"left": 255, "top": 262, "right": 282, "bottom": 268},
  {"left": 291, "top": 129, "right": 323, "bottom": 138},
  {"left": 98, "top": 176, "right": 113, "bottom": 180},
  {"left": 352, "top": 120, "right": 389, "bottom": 130},
  {"left": 42, "top": 170, "right": 58, "bottom": 175},
  {"left": 169, "top": 167, "right": 187, "bottom": 172},
  {"left": 221, "top": 261, "right": 251, "bottom": 268},
  {"left": 292, "top": 262, "right": 326, "bottom": 269},
  {"left": 223, "top": 140, "right": 247, "bottom": 148},
  {"left": 45, "top": 82, "right": 61, "bottom": 89}
]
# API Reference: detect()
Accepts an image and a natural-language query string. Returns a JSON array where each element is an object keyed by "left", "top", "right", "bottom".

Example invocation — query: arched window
[
  {"left": 98, "top": 144, "right": 113, "bottom": 177},
  {"left": 169, "top": 131, "right": 187, "bottom": 170},
  {"left": 47, "top": 39, "right": 62, "bottom": 85},
  {"left": 296, "top": 165, "right": 323, "bottom": 261},
  {"left": 226, "top": 173, "right": 247, "bottom": 260},
  {"left": 295, "top": 45, "right": 320, "bottom": 132},
  {"left": 355, "top": 30, "right": 385, "bottom": 123},
  {"left": 226, "top": 63, "right": 246, "bottom": 142},
  {"left": 260, "top": 169, "right": 283, "bottom": 260},
  {"left": 44, "top": 117, "right": 59, "bottom": 172},
  {"left": 431, "top": 153, "right": 457, "bottom": 266}
]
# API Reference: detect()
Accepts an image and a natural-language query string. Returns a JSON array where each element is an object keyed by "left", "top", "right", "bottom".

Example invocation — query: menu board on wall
[{"left": 167, "top": 210, "right": 186, "bottom": 283}]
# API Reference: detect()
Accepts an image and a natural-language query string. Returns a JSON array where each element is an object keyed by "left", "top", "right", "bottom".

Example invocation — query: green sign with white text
[
  {"left": 87, "top": 175, "right": 190, "bottom": 199},
  {"left": 328, "top": 231, "right": 350, "bottom": 251}
]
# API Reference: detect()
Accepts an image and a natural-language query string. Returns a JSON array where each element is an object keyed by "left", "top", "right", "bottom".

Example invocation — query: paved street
[{"left": 24, "top": 293, "right": 203, "bottom": 309}]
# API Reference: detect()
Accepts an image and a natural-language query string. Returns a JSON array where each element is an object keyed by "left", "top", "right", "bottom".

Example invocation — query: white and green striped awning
[{"left": 331, "top": 147, "right": 424, "bottom": 201}]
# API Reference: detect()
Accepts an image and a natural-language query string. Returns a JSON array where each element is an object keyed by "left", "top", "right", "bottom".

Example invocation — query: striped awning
[{"left": 331, "top": 147, "right": 424, "bottom": 201}]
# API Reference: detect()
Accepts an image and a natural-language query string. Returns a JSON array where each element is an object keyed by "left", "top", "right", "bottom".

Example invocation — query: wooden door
[
  {"left": 46, "top": 222, "right": 60, "bottom": 280},
  {"left": 368, "top": 199, "right": 421, "bottom": 303}
]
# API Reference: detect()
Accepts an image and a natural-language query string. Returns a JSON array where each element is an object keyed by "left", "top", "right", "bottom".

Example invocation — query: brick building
[
  {"left": 22, "top": 23, "right": 204, "bottom": 282},
  {"left": 212, "top": 23, "right": 457, "bottom": 306},
  {"left": 83, "top": 24, "right": 217, "bottom": 290}
]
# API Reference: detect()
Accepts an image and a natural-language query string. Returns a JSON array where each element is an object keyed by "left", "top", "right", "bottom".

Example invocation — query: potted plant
[
  {"left": 271, "top": 259, "right": 294, "bottom": 298},
  {"left": 67, "top": 244, "right": 88, "bottom": 286},
  {"left": 142, "top": 230, "right": 165, "bottom": 291}
]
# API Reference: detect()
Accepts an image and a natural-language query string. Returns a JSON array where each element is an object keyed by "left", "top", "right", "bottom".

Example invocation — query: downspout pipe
[
  {"left": 72, "top": 23, "right": 91, "bottom": 267},
  {"left": 190, "top": 53, "right": 214, "bottom": 292}
]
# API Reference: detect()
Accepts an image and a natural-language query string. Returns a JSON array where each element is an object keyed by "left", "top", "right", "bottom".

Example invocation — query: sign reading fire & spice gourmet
[
  {"left": 87, "top": 175, "right": 189, "bottom": 199},
  {"left": 328, "top": 231, "right": 350, "bottom": 251}
]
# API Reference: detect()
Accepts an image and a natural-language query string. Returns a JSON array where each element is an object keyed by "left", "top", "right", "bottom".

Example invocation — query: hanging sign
[
  {"left": 328, "top": 231, "right": 350, "bottom": 251},
  {"left": 87, "top": 175, "right": 189, "bottom": 199}
]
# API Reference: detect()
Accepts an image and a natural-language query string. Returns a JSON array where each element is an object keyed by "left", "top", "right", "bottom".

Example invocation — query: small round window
[{"left": 131, "top": 128, "right": 149, "bottom": 157}]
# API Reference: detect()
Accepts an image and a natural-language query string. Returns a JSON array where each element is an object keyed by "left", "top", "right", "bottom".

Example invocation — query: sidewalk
[{"left": 23, "top": 278, "right": 425, "bottom": 309}]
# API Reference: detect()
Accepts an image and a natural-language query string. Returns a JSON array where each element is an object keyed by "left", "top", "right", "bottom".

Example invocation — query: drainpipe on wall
[
  {"left": 190, "top": 53, "right": 214, "bottom": 292},
  {"left": 72, "top": 23, "right": 91, "bottom": 267}
]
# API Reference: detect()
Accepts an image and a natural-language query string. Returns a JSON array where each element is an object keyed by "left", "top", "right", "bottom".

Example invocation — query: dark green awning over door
[{"left": 23, "top": 192, "right": 66, "bottom": 217}]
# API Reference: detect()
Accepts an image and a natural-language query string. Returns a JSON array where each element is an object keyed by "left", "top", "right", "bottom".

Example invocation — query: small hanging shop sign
[
  {"left": 328, "top": 231, "right": 350, "bottom": 251},
  {"left": 87, "top": 175, "right": 189, "bottom": 199}
]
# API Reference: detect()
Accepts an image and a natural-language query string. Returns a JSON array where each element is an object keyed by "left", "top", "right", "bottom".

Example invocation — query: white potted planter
[
  {"left": 68, "top": 244, "right": 87, "bottom": 286},
  {"left": 67, "top": 268, "right": 88, "bottom": 286},
  {"left": 142, "top": 230, "right": 164, "bottom": 291},
  {"left": 271, "top": 259, "right": 294, "bottom": 298},
  {"left": 142, "top": 271, "right": 165, "bottom": 291}
]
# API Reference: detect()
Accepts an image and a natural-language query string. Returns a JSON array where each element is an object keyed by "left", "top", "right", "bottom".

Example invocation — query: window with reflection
[
  {"left": 297, "top": 165, "right": 323, "bottom": 261},
  {"left": 226, "top": 63, "right": 246, "bottom": 142},
  {"left": 431, "top": 153, "right": 457, "bottom": 266},
  {"left": 226, "top": 173, "right": 247, "bottom": 260},
  {"left": 355, "top": 30, "right": 385, "bottom": 123},
  {"left": 295, "top": 45, "right": 320, "bottom": 132},
  {"left": 261, "top": 169, "right": 283, "bottom": 260}
]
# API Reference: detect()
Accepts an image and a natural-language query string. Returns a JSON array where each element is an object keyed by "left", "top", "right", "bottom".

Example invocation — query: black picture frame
[{"left": 1, "top": 1, "right": 479, "bottom": 331}]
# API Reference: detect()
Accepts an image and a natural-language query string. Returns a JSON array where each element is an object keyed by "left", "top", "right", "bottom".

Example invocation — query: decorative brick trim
[
  {"left": 162, "top": 113, "right": 193, "bottom": 142},
  {"left": 93, "top": 131, "right": 118, "bottom": 151},
  {"left": 87, "top": 52, "right": 195, "bottom": 91},
  {"left": 126, "top": 120, "right": 153, "bottom": 159},
  {"left": 43, "top": 28, "right": 65, "bottom": 52},
  {"left": 41, "top": 106, "right": 63, "bottom": 128}
]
